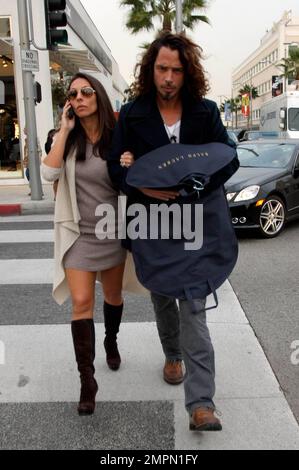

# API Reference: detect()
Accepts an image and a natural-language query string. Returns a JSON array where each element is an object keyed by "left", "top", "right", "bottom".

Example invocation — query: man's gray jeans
[{"left": 151, "top": 292, "right": 215, "bottom": 412}]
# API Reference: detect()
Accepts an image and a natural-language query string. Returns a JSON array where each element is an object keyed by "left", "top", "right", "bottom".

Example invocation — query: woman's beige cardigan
[{"left": 41, "top": 151, "right": 147, "bottom": 305}]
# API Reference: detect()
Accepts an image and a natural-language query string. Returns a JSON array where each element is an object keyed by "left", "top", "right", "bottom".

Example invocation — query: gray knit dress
[{"left": 63, "top": 142, "right": 126, "bottom": 271}]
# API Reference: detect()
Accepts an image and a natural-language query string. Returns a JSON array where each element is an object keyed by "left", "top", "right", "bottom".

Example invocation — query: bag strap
[{"left": 184, "top": 280, "right": 219, "bottom": 314}]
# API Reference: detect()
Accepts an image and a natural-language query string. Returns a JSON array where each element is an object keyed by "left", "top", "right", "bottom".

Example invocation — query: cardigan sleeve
[{"left": 41, "top": 162, "right": 62, "bottom": 182}]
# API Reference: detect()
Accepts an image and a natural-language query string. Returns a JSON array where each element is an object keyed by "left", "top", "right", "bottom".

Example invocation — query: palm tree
[
  {"left": 276, "top": 57, "right": 295, "bottom": 91},
  {"left": 238, "top": 84, "right": 259, "bottom": 100},
  {"left": 123, "top": 82, "right": 138, "bottom": 102},
  {"left": 276, "top": 57, "right": 295, "bottom": 79},
  {"left": 276, "top": 47, "right": 299, "bottom": 89},
  {"left": 220, "top": 98, "right": 241, "bottom": 128},
  {"left": 238, "top": 85, "right": 259, "bottom": 129},
  {"left": 119, "top": 0, "right": 209, "bottom": 34},
  {"left": 288, "top": 46, "right": 299, "bottom": 79}
]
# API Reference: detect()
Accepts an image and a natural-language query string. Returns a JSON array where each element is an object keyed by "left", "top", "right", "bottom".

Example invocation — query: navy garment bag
[{"left": 126, "top": 142, "right": 240, "bottom": 311}]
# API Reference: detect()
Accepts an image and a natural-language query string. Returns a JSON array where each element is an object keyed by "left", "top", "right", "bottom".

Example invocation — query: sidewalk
[
  {"left": 1, "top": 279, "right": 299, "bottom": 449},
  {"left": 0, "top": 183, "right": 299, "bottom": 448},
  {"left": 0, "top": 183, "right": 54, "bottom": 215}
]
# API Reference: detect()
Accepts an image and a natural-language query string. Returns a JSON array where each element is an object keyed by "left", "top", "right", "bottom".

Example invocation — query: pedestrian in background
[
  {"left": 41, "top": 73, "right": 126, "bottom": 416},
  {"left": 108, "top": 32, "right": 236, "bottom": 432}
]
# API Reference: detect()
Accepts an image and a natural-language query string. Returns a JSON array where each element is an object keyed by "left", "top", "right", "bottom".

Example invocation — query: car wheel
[{"left": 258, "top": 196, "right": 286, "bottom": 238}]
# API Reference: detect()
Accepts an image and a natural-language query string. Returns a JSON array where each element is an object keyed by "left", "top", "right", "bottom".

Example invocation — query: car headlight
[
  {"left": 234, "top": 185, "right": 260, "bottom": 202},
  {"left": 226, "top": 192, "right": 236, "bottom": 202}
]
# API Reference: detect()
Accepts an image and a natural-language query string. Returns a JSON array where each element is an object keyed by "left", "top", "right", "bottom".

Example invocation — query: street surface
[
  {"left": 230, "top": 220, "right": 299, "bottom": 423},
  {"left": 0, "top": 214, "right": 298, "bottom": 450}
]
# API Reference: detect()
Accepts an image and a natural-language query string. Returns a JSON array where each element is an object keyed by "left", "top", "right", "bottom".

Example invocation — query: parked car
[
  {"left": 225, "top": 140, "right": 299, "bottom": 237},
  {"left": 230, "top": 128, "right": 243, "bottom": 140},
  {"left": 227, "top": 130, "right": 239, "bottom": 144},
  {"left": 240, "top": 130, "right": 279, "bottom": 141}
]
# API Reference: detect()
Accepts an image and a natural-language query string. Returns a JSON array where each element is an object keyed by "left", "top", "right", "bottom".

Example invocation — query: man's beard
[{"left": 161, "top": 91, "right": 173, "bottom": 101}]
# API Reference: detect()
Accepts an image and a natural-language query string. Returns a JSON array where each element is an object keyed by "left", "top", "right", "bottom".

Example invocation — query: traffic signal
[
  {"left": 33, "top": 81, "right": 42, "bottom": 104},
  {"left": 44, "top": 0, "right": 68, "bottom": 50}
]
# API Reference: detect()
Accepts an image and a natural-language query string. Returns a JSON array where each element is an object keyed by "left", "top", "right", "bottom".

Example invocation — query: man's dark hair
[
  {"left": 134, "top": 32, "right": 210, "bottom": 99},
  {"left": 63, "top": 72, "right": 116, "bottom": 161}
]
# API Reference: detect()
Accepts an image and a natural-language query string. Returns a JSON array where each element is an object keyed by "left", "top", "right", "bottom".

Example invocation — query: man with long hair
[{"left": 108, "top": 32, "right": 235, "bottom": 431}]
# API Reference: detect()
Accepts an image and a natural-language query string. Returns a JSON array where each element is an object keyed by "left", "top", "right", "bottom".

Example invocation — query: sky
[{"left": 80, "top": 0, "right": 299, "bottom": 104}]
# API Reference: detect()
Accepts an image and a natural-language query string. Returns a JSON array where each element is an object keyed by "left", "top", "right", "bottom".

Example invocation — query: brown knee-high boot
[
  {"left": 103, "top": 302, "right": 123, "bottom": 371},
  {"left": 71, "top": 319, "right": 98, "bottom": 415}
]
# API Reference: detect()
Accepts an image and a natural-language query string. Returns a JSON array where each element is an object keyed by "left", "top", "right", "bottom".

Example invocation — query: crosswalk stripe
[
  {"left": 0, "top": 259, "right": 54, "bottom": 283},
  {"left": 0, "top": 321, "right": 282, "bottom": 403},
  {"left": 1, "top": 213, "right": 299, "bottom": 450},
  {"left": 0, "top": 230, "right": 53, "bottom": 244},
  {"left": 0, "top": 215, "right": 53, "bottom": 223}
]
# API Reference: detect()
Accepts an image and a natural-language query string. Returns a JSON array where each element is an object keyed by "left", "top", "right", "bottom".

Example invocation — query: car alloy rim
[{"left": 259, "top": 199, "right": 285, "bottom": 235}]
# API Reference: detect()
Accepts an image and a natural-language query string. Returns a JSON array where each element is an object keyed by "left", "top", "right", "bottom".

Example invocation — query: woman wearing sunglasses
[{"left": 41, "top": 73, "right": 126, "bottom": 415}]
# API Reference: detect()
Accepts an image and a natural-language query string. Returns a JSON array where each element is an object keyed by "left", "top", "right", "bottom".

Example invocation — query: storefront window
[
  {"left": 0, "top": 46, "right": 21, "bottom": 179},
  {"left": 0, "top": 17, "right": 11, "bottom": 38}
]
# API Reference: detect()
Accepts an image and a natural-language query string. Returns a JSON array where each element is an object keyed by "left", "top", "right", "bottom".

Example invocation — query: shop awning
[{"left": 50, "top": 46, "right": 101, "bottom": 74}]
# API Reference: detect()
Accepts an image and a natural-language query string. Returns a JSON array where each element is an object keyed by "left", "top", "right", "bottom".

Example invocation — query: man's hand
[{"left": 139, "top": 188, "right": 179, "bottom": 201}]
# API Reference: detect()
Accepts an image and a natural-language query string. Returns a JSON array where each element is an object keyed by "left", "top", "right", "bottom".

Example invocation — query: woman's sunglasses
[{"left": 67, "top": 86, "right": 96, "bottom": 100}]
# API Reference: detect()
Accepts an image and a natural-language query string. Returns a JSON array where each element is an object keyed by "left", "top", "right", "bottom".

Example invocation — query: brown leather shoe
[
  {"left": 189, "top": 407, "right": 222, "bottom": 431},
  {"left": 163, "top": 359, "right": 184, "bottom": 384}
]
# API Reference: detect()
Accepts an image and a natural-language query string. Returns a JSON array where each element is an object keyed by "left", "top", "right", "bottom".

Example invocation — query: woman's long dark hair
[
  {"left": 134, "top": 32, "right": 210, "bottom": 100},
  {"left": 63, "top": 73, "right": 116, "bottom": 161}
]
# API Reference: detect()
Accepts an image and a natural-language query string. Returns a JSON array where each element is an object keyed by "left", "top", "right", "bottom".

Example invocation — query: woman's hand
[
  {"left": 120, "top": 151, "right": 135, "bottom": 168},
  {"left": 60, "top": 101, "right": 76, "bottom": 133}
]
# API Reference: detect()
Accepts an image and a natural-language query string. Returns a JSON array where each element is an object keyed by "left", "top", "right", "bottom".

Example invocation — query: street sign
[{"left": 21, "top": 49, "right": 39, "bottom": 72}]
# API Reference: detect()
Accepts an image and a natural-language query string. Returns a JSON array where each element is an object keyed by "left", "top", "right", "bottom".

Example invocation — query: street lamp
[
  {"left": 233, "top": 59, "right": 273, "bottom": 130},
  {"left": 218, "top": 95, "right": 229, "bottom": 125},
  {"left": 231, "top": 82, "right": 243, "bottom": 129},
  {"left": 218, "top": 94, "right": 229, "bottom": 105},
  {"left": 232, "top": 79, "right": 249, "bottom": 129},
  {"left": 249, "top": 81, "right": 253, "bottom": 130}
]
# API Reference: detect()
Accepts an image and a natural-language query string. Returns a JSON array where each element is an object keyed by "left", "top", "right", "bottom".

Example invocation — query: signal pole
[
  {"left": 17, "top": 0, "right": 43, "bottom": 200},
  {"left": 176, "top": 0, "right": 183, "bottom": 33}
]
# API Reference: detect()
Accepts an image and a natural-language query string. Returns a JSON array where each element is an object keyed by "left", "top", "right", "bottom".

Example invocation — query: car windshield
[
  {"left": 245, "top": 131, "right": 279, "bottom": 140},
  {"left": 237, "top": 143, "right": 295, "bottom": 168}
]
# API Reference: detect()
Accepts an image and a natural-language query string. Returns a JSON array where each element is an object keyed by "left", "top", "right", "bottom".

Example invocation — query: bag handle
[
  {"left": 178, "top": 175, "right": 210, "bottom": 199},
  {"left": 184, "top": 279, "right": 219, "bottom": 314}
]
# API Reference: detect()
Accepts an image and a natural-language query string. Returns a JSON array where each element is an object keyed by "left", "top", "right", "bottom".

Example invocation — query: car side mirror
[{"left": 294, "top": 167, "right": 299, "bottom": 178}]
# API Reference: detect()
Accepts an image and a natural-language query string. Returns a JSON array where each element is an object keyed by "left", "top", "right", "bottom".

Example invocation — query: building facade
[
  {"left": 231, "top": 10, "right": 299, "bottom": 129},
  {"left": 0, "top": 0, "right": 127, "bottom": 183}
]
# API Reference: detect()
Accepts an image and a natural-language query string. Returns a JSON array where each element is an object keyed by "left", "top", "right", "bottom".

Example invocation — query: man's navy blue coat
[
  {"left": 108, "top": 90, "right": 236, "bottom": 251},
  {"left": 108, "top": 90, "right": 236, "bottom": 200}
]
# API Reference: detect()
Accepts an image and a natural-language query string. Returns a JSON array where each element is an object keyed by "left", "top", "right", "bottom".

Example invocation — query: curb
[
  {"left": 0, "top": 202, "right": 54, "bottom": 216},
  {"left": 0, "top": 204, "right": 22, "bottom": 216}
]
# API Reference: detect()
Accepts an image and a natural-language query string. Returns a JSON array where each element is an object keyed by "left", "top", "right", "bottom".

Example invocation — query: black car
[{"left": 225, "top": 140, "right": 299, "bottom": 237}]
